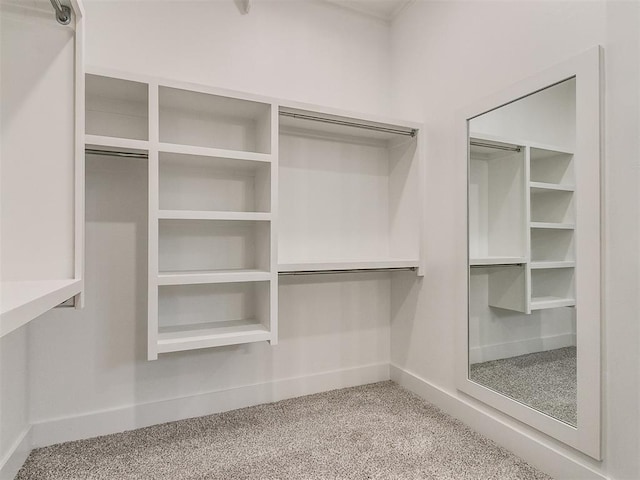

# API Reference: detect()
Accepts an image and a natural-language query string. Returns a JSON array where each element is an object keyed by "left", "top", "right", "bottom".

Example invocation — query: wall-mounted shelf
[
  {"left": 158, "top": 142, "right": 272, "bottom": 164},
  {"left": 157, "top": 210, "right": 271, "bottom": 221},
  {"left": 157, "top": 320, "right": 271, "bottom": 354},
  {"left": 470, "top": 257, "right": 526, "bottom": 266},
  {"left": 530, "top": 296, "right": 576, "bottom": 310},
  {"left": 530, "top": 222, "right": 575, "bottom": 230},
  {"left": 530, "top": 261, "right": 575, "bottom": 269},
  {"left": 157, "top": 269, "right": 271, "bottom": 286},
  {"left": 529, "top": 181, "right": 575, "bottom": 192},
  {"left": 1, "top": 280, "right": 82, "bottom": 337}
]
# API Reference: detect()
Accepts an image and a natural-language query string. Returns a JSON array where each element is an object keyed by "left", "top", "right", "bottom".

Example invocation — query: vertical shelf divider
[
  {"left": 269, "top": 103, "right": 279, "bottom": 345},
  {"left": 148, "top": 81, "right": 160, "bottom": 361}
]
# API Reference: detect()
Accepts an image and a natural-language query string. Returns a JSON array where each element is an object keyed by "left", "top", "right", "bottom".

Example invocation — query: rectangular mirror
[
  {"left": 469, "top": 77, "right": 577, "bottom": 427},
  {"left": 457, "top": 47, "right": 601, "bottom": 459}
]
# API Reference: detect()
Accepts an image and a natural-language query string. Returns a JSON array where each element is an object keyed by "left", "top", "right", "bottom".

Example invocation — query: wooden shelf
[
  {"left": 278, "top": 259, "right": 419, "bottom": 273},
  {"left": 530, "top": 222, "right": 575, "bottom": 230},
  {"left": 530, "top": 261, "right": 575, "bottom": 269},
  {"left": 1, "top": 279, "right": 82, "bottom": 337},
  {"left": 157, "top": 269, "right": 271, "bottom": 285},
  {"left": 158, "top": 210, "right": 271, "bottom": 221},
  {"left": 158, "top": 142, "right": 272, "bottom": 164},
  {"left": 530, "top": 296, "right": 576, "bottom": 310},
  {"left": 157, "top": 320, "right": 271, "bottom": 353},
  {"left": 470, "top": 257, "right": 526, "bottom": 266}
]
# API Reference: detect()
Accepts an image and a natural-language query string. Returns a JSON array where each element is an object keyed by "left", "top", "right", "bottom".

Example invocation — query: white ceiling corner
[{"left": 321, "top": 0, "right": 414, "bottom": 23}]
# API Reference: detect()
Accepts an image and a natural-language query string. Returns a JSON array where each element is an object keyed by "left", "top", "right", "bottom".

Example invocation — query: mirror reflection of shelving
[
  {"left": 467, "top": 77, "right": 578, "bottom": 427},
  {"left": 468, "top": 138, "right": 526, "bottom": 267},
  {"left": 528, "top": 146, "right": 576, "bottom": 310}
]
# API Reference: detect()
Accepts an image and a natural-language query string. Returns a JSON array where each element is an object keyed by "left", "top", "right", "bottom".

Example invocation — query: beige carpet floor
[{"left": 16, "top": 381, "right": 552, "bottom": 479}]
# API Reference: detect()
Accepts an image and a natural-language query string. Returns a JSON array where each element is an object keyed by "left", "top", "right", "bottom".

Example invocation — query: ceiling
[{"left": 322, "top": 0, "right": 414, "bottom": 22}]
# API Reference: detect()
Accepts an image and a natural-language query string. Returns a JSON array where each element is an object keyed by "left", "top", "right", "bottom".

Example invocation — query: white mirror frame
[{"left": 456, "top": 46, "right": 602, "bottom": 459}]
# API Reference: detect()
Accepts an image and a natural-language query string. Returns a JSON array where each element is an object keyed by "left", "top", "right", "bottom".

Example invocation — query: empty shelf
[
  {"left": 530, "top": 261, "right": 576, "bottom": 269},
  {"left": 158, "top": 143, "right": 272, "bottom": 163},
  {"left": 529, "top": 182, "right": 575, "bottom": 192},
  {"left": 1, "top": 279, "right": 82, "bottom": 337},
  {"left": 530, "top": 296, "right": 576, "bottom": 310},
  {"left": 157, "top": 320, "right": 271, "bottom": 353},
  {"left": 530, "top": 222, "right": 575, "bottom": 230},
  {"left": 86, "top": 134, "right": 149, "bottom": 151},
  {"left": 158, "top": 210, "right": 271, "bottom": 221},
  {"left": 157, "top": 269, "right": 271, "bottom": 285},
  {"left": 470, "top": 257, "right": 526, "bottom": 266}
]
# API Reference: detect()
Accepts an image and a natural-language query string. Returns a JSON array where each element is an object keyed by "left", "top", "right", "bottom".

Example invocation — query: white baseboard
[
  {"left": 469, "top": 333, "right": 577, "bottom": 364},
  {"left": 31, "top": 362, "right": 390, "bottom": 448},
  {"left": 0, "top": 427, "right": 31, "bottom": 480},
  {"left": 390, "top": 364, "right": 606, "bottom": 480}
]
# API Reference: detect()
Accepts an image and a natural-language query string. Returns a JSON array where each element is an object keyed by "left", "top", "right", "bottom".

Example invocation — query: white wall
[
  {"left": 26, "top": 0, "right": 395, "bottom": 438},
  {"left": 83, "top": 0, "right": 392, "bottom": 115},
  {"left": 390, "top": 1, "right": 639, "bottom": 478}
]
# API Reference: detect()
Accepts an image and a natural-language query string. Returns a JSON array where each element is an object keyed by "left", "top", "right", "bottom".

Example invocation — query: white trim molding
[
  {"left": 30, "top": 363, "right": 389, "bottom": 448},
  {"left": 0, "top": 427, "right": 31, "bottom": 480},
  {"left": 391, "top": 364, "right": 606, "bottom": 480}
]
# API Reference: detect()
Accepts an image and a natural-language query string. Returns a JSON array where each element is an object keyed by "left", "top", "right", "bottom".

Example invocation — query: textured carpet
[
  {"left": 470, "top": 347, "right": 577, "bottom": 426},
  {"left": 16, "top": 382, "right": 551, "bottom": 480}
]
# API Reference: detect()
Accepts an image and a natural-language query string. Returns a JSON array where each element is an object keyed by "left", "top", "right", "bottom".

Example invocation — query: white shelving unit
[
  {"left": 469, "top": 134, "right": 576, "bottom": 314},
  {"left": 86, "top": 69, "right": 423, "bottom": 359},
  {"left": 150, "top": 81, "right": 277, "bottom": 360}
]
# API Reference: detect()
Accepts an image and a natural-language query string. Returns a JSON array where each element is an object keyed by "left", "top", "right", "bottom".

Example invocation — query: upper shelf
[
  {"left": 159, "top": 86, "right": 272, "bottom": 154},
  {"left": 86, "top": 74, "right": 149, "bottom": 141},
  {"left": 1, "top": 279, "right": 82, "bottom": 338},
  {"left": 470, "top": 257, "right": 526, "bottom": 266}
]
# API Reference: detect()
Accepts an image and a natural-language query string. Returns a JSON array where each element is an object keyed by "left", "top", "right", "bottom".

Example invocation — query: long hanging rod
[
  {"left": 470, "top": 141, "right": 521, "bottom": 152},
  {"left": 86, "top": 148, "right": 149, "bottom": 159},
  {"left": 49, "top": 0, "right": 71, "bottom": 25},
  {"left": 280, "top": 111, "right": 417, "bottom": 138},
  {"left": 279, "top": 267, "right": 416, "bottom": 276}
]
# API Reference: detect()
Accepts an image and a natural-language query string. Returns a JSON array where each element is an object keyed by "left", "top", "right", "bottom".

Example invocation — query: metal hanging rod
[
  {"left": 49, "top": 0, "right": 71, "bottom": 25},
  {"left": 279, "top": 267, "right": 416, "bottom": 276},
  {"left": 86, "top": 148, "right": 149, "bottom": 159},
  {"left": 470, "top": 141, "right": 521, "bottom": 152},
  {"left": 280, "top": 111, "right": 417, "bottom": 138}
]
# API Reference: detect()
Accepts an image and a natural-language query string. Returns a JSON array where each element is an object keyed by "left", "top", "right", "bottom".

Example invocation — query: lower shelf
[
  {"left": 157, "top": 320, "right": 271, "bottom": 354},
  {"left": 530, "top": 296, "right": 576, "bottom": 310}
]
